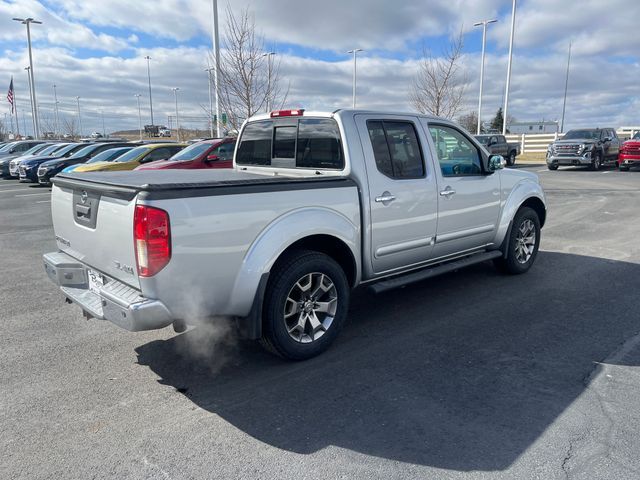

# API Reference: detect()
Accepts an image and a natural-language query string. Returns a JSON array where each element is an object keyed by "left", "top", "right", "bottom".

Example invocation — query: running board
[{"left": 368, "top": 250, "right": 503, "bottom": 294}]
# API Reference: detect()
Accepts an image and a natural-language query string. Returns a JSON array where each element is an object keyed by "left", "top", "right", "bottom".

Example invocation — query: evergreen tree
[{"left": 490, "top": 108, "right": 504, "bottom": 132}]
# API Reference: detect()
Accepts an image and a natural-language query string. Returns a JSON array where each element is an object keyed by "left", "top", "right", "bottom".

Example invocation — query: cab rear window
[{"left": 237, "top": 118, "right": 344, "bottom": 170}]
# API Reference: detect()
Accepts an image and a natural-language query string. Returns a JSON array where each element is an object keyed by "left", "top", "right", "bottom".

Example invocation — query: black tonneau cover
[{"left": 52, "top": 170, "right": 356, "bottom": 201}]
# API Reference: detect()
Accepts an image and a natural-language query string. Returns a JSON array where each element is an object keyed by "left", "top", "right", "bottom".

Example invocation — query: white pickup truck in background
[{"left": 44, "top": 109, "right": 546, "bottom": 360}]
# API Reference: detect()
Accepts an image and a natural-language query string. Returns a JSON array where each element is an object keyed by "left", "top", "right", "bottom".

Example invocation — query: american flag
[{"left": 7, "top": 77, "right": 15, "bottom": 114}]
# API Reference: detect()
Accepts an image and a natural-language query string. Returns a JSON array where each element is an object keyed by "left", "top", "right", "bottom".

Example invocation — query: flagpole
[{"left": 13, "top": 77, "right": 20, "bottom": 138}]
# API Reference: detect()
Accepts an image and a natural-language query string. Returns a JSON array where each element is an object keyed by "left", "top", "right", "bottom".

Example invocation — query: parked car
[
  {"left": 0, "top": 143, "right": 57, "bottom": 178},
  {"left": 61, "top": 146, "right": 135, "bottom": 173},
  {"left": 546, "top": 128, "right": 620, "bottom": 170},
  {"left": 9, "top": 143, "right": 75, "bottom": 178},
  {"left": 90, "top": 132, "right": 103, "bottom": 139},
  {"left": 37, "top": 142, "right": 135, "bottom": 185},
  {"left": 72, "top": 143, "right": 186, "bottom": 172},
  {"left": 44, "top": 109, "right": 546, "bottom": 360},
  {"left": 474, "top": 134, "right": 520, "bottom": 166},
  {"left": 135, "top": 138, "right": 236, "bottom": 171},
  {"left": 618, "top": 132, "right": 640, "bottom": 171},
  {"left": 158, "top": 128, "right": 171, "bottom": 137},
  {"left": 0, "top": 140, "right": 45, "bottom": 158},
  {"left": 17, "top": 144, "right": 86, "bottom": 182}
]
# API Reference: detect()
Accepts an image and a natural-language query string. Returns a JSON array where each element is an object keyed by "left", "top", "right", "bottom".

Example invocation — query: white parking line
[
  {"left": 0, "top": 188, "right": 35, "bottom": 194},
  {"left": 15, "top": 192, "right": 50, "bottom": 197},
  {"left": 536, "top": 169, "right": 548, "bottom": 173},
  {"left": 601, "top": 171, "right": 610, "bottom": 174},
  {"left": 36, "top": 200, "right": 51, "bottom": 204}
]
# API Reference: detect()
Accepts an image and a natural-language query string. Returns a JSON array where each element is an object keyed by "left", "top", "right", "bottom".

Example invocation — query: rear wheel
[
  {"left": 494, "top": 207, "right": 541, "bottom": 275},
  {"left": 260, "top": 250, "right": 349, "bottom": 360},
  {"left": 507, "top": 151, "right": 517, "bottom": 166}
]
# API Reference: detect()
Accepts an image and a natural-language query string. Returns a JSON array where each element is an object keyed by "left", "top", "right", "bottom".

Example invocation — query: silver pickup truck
[{"left": 44, "top": 109, "right": 546, "bottom": 360}]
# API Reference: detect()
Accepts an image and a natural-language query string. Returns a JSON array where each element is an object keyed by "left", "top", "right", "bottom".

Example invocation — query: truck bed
[{"left": 53, "top": 170, "right": 356, "bottom": 200}]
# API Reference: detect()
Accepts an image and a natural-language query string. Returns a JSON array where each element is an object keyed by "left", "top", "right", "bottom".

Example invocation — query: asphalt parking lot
[{"left": 2, "top": 165, "right": 640, "bottom": 480}]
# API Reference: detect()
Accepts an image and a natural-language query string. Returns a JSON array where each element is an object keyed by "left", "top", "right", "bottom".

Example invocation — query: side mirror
[
  {"left": 205, "top": 154, "right": 219, "bottom": 162},
  {"left": 488, "top": 155, "right": 505, "bottom": 172},
  {"left": 603, "top": 137, "right": 611, "bottom": 142},
  {"left": 487, "top": 139, "right": 496, "bottom": 146}
]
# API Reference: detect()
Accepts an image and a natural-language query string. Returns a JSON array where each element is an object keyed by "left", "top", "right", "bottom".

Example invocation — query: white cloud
[{"left": 0, "top": 0, "right": 132, "bottom": 52}]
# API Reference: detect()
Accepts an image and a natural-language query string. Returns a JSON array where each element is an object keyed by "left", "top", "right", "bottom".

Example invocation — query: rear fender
[{"left": 228, "top": 207, "right": 361, "bottom": 318}]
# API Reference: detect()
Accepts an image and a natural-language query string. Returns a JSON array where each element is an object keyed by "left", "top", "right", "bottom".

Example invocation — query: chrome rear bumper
[{"left": 43, "top": 251, "right": 173, "bottom": 331}]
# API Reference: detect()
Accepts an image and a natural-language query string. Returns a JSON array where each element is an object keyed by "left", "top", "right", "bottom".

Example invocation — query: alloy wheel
[
  {"left": 515, "top": 219, "right": 536, "bottom": 264},
  {"left": 284, "top": 272, "right": 338, "bottom": 344}
]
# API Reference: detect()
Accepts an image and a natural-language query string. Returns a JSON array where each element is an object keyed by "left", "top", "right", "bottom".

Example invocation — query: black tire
[
  {"left": 590, "top": 152, "right": 602, "bottom": 171},
  {"left": 547, "top": 164, "right": 558, "bottom": 171},
  {"left": 619, "top": 164, "right": 629, "bottom": 171},
  {"left": 494, "top": 207, "right": 541, "bottom": 275},
  {"left": 507, "top": 151, "right": 516, "bottom": 166},
  {"left": 260, "top": 250, "right": 350, "bottom": 360}
]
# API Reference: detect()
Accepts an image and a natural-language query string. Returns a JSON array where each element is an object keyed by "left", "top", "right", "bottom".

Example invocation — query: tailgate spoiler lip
[
  {"left": 52, "top": 176, "right": 138, "bottom": 201},
  {"left": 52, "top": 174, "right": 357, "bottom": 201}
]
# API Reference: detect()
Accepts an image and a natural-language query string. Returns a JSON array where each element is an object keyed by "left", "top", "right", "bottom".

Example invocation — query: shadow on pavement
[{"left": 135, "top": 251, "right": 640, "bottom": 471}]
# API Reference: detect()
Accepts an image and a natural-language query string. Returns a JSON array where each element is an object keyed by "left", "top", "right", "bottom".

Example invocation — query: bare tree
[
  {"left": 410, "top": 30, "right": 467, "bottom": 120},
  {"left": 212, "top": 6, "right": 288, "bottom": 131},
  {"left": 457, "top": 111, "right": 479, "bottom": 133},
  {"left": 62, "top": 116, "right": 78, "bottom": 139}
]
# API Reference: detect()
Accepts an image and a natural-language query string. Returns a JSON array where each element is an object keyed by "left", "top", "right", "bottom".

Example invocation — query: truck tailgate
[{"left": 51, "top": 182, "right": 140, "bottom": 289}]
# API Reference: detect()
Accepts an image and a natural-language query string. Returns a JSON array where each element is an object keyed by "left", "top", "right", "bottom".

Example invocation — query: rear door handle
[
  {"left": 440, "top": 188, "right": 456, "bottom": 197},
  {"left": 375, "top": 192, "right": 396, "bottom": 203}
]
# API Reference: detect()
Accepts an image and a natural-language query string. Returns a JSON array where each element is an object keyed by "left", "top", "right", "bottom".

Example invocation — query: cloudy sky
[{"left": 1, "top": 0, "right": 639, "bottom": 136}]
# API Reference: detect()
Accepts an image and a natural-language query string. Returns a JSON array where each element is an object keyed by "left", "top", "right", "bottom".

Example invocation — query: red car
[
  {"left": 618, "top": 132, "right": 640, "bottom": 171},
  {"left": 135, "top": 138, "right": 236, "bottom": 170}
]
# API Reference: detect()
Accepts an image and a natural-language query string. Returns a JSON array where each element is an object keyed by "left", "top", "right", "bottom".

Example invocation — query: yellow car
[{"left": 73, "top": 143, "right": 187, "bottom": 172}]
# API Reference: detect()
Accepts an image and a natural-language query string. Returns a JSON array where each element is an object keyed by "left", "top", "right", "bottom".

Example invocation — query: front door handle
[
  {"left": 440, "top": 188, "right": 456, "bottom": 197},
  {"left": 375, "top": 192, "right": 396, "bottom": 203}
]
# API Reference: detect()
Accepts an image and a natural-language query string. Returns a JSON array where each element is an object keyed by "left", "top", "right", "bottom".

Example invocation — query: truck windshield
[
  {"left": 563, "top": 130, "right": 599, "bottom": 140},
  {"left": 633, "top": 132, "right": 640, "bottom": 140},
  {"left": 237, "top": 118, "right": 344, "bottom": 170}
]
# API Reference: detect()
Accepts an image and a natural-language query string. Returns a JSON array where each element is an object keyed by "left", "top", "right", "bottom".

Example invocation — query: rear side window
[
  {"left": 366, "top": 120, "right": 425, "bottom": 179},
  {"left": 237, "top": 118, "right": 343, "bottom": 170}
]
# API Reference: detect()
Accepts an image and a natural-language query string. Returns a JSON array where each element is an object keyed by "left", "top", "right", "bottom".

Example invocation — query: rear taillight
[{"left": 134, "top": 205, "right": 171, "bottom": 277}]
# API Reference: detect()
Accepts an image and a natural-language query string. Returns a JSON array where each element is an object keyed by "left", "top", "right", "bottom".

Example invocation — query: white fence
[{"left": 504, "top": 127, "right": 640, "bottom": 154}]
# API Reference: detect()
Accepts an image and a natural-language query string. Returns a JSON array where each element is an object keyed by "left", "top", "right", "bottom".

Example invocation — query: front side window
[
  {"left": 429, "top": 125, "right": 483, "bottom": 177},
  {"left": 366, "top": 120, "right": 425, "bottom": 179},
  {"left": 211, "top": 142, "right": 236, "bottom": 161}
]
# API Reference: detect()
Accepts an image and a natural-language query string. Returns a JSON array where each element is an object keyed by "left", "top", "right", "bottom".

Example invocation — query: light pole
[
  {"left": 502, "top": 0, "right": 517, "bottom": 135},
  {"left": 473, "top": 19, "right": 497, "bottom": 135},
  {"left": 134, "top": 94, "right": 142, "bottom": 141},
  {"left": 205, "top": 66, "right": 215, "bottom": 137},
  {"left": 53, "top": 84, "right": 60, "bottom": 139},
  {"left": 211, "top": 0, "right": 221, "bottom": 137},
  {"left": 172, "top": 87, "right": 180, "bottom": 142},
  {"left": 262, "top": 52, "right": 276, "bottom": 112},
  {"left": 101, "top": 110, "right": 106, "bottom": 138},
  {"left": 347, "top": 48, "right": 363, "bottom": 108},
  {"left": 13, "top": 17, "right": 42, "bottom": 139},
  {"left": 560, "top": 41, "right": 572, "bottom": 133},
  {"left": 144, "top": 55, "right": 154, "bottom": 126},
  {"left": 75, "top": 96, "right": 82, "bottom": 139},
  {"left": 24, "top": 66, "right": 35, "bottom": 137}
]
